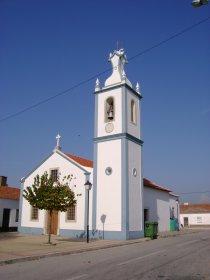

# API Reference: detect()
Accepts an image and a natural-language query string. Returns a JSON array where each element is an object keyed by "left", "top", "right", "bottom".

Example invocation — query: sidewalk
[
  {"left": 0, "top": 233, "right": 149, "bottom": 265},
  {"left": 0, "top": 228, "right": 206, "bottom": 266}
]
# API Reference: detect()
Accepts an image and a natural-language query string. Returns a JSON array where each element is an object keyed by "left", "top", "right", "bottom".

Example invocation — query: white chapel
[{"left": 19, "top": 49, "right": 179, "bottom": 240}]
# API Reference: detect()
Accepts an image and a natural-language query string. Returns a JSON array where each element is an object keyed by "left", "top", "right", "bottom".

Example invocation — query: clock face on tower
[{"left": 105, "top": 123, "right": 114, "bottom": 133}]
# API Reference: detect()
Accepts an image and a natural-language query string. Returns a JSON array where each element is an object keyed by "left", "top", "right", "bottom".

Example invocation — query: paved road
[{"left": 0, "top": 230, "right": 210, "bottom": 280}]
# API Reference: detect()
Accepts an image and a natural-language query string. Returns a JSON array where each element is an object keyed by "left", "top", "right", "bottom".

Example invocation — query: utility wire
[
  {"left": 178, "top": 190, "right": 210, "bottom": 195},
  {"left": 129, "top": 15, "right": 210, "bottom": 61},
  {"left": 1, "top": 15, "right": 210, "bottom": 124},
  {"left": 0, "top": 68, "right": 110, "bottom": 123}
]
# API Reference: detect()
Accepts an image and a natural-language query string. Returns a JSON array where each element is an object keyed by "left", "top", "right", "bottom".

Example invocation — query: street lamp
[
  {"left": 192, "top": 0, "right": 208, "bottom": 7},
  {"left": 84, "top": 180, "right": 92, "bottom": 243}
]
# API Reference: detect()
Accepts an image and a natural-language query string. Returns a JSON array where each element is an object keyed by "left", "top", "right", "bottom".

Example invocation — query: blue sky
[{"left": 0, "top": 0, "right": 209, "bottom": 203}]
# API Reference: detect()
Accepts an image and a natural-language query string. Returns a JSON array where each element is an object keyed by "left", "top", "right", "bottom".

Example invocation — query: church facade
[{"left": 18, "top": 49, "right": 179, "bottom": 240}]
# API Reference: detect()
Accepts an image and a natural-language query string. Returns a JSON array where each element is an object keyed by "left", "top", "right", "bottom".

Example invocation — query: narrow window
[
  {"left": 66, "top": 206, "right": 76, "bottom": 221},
  {"left": 15, "top": 209, "right": 19, "bottom": 222},
  {"left": 50, "top": 169, "right": 58, "bottom": 182},
  {"left": 105, "top": 97, "right": 114, "bottom": 122},
  {"left": 131, "top": 100, "right": 136, "bottom": 124},
  {"left": 31, "top": 206, "right": 39, "bottom": 220}
]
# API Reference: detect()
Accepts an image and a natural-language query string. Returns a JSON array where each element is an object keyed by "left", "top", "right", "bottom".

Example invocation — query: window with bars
[
  {"left": 66, "top": 206, "right": 76, "bottom": 221},
  {"left": 31, "top": 206, "right": 39, "bottom": 220},
  {"left": 50, "top": 169, "right": 58, "bottom": 182}
]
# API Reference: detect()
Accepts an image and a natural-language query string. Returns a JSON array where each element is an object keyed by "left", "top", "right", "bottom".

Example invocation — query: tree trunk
[{"left": 48, "top": 210, "right": 52, "bottom": 244}]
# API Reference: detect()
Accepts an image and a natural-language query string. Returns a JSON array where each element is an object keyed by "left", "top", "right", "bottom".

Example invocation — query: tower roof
[{"left": 104, "top": 49, "right": 132, "bottom": 88}]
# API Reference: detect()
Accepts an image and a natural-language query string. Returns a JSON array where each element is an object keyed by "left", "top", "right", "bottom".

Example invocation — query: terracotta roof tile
[
  {"left": 180, "top": 204, "right": 210, "bottom": 214},
  {"left": 0, "top": 186, "right": 20, "bottom": 200},
  {"left": 65, "top": 154, "right": 93, "bottom": 168},
  {"left": 143, "top": 178, "right": 171, "bottom": 193}
]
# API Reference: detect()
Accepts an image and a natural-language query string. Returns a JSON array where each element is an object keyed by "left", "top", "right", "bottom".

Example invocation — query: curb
[{"left": 0, "top": 238, "right": 150, "bottom": 266}]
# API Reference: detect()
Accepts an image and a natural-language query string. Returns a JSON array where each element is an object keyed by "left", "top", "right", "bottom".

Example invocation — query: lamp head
[
  {"left": 84, "top": 180, "right": 92, "bottom": 190},
  {"left": 192, "top": 0, "right": 208, "bottom": 7}
]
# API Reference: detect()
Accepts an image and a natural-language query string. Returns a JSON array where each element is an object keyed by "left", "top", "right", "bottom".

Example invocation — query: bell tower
[{"left": 92, "top": 49, "right": 144, "bottom": 240}]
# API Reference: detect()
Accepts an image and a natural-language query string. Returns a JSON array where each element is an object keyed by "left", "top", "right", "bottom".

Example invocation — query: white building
[
  {"left": 19, "top": 146, "right": 93, "bottom": 237},
  {"left": 0, "top": 176, "right": 20, "bottom": 232},
  {"left": 19, "top": 49, "right": 179, "bottom": 239},
  {"left": 144, "top": 178, "right": 179, "bottom": 232},
  {"left": 180, "top": 204, "right": 210, "bottom": 227}
]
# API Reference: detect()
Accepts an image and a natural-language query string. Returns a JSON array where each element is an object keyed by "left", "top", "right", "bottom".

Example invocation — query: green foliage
[{"left": 23, "top": 172, "right": 76, "bottom": 212}]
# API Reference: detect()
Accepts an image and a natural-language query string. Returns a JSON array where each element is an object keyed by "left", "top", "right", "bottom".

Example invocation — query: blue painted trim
[
  {"left": 92, "top": 143, "right": 98, "bottom": 231},
  {"left": 94, "top": 84, "right": 142, "bottom": 100},
  {"left": 94, "top": 93, "right": 98, "bottom": 138},
  {"left": 21, "top": 150, "right": 90, "bottom": 183},
  {"left": 59, "top": 229, "right": 86, "bottom": 238},
  {"left": 96, "top": 230, "right": 144, "bottom": 240},
  {"left": 58, "top": 151, "right": 90, "bottom": 174},
  {"left": 18, "top": 226, "right": 43, "bottom": 235},
  {"left": 122, "top": 85, "right": 127, "bottom": 133},
  {"left": 121, "top": 138, "right": 129, "bottom": 240},
  {"left": 94, "top": 133, "right": 143, "bottom": 146},
  {"left": 21, "top": 152, "right": 54, "bottom": 182},
  {"left": 128, "top": 230, "right": 144, "bottom": 239}
]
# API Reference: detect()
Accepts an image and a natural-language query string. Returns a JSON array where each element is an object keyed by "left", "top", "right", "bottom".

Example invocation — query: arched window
[
  {"left": 131, "top": 100, "right": 136, "bottom": 124},
  {"left": 105, "top": 97, "right": 114, "bottom": 122}
]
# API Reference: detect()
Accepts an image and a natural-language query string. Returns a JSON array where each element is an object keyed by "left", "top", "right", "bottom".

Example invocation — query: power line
[
  {"left": 178, "top": 190, "right": 210, "bottom": 195},
  {"left": 0, "top": 68, "right": 110, "bottom": 123},
  {"left": 129, "top": 15, "right": 210, "bottom": 61},
  {"left": 1, "top": 15, "right": 210, "bottom": 124}
]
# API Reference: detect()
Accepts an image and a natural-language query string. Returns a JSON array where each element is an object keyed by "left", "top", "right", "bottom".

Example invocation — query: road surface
[{"left": 0, "top": 230, "right": 210, "bottom": 280}]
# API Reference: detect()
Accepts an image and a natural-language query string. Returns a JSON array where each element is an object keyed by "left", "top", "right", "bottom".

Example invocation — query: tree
[{"left": 23, "top": 172, "right": 76, "bottom": 244}]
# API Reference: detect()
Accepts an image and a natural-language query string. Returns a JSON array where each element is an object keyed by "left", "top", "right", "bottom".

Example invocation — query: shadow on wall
[
  {"left": 75, "top": 214, "right": 107, "bottom": 240},
  {"left": 100, "top": 214, "right": 107, "bottom": 240}
]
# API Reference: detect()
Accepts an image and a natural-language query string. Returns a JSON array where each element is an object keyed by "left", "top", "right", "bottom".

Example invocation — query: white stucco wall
[
  {"left": 180, "top": 213, "right": 210, "bottom": 226},
  {"left": 0, "top": 198, "right": 19, "bottom": 227},
  {"left": 144, "top": 188, "right": 170, "bottom": 232},
  {"left": 128, "top": 141, "right": 143, "bottom": 231},
  {"left": 96, "top": 140, "right": 122, "bottom": 231},
  {"left": 21, "top": 151, "right": 93, "bottom": 233}
]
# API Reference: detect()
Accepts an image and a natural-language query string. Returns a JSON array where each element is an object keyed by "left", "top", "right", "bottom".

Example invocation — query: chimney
[{"left": 0, "top": 176, "right": 8, "bottom": 186}]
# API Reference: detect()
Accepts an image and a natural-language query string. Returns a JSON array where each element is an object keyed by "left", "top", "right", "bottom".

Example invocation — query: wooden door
[{"left": 47, "top": 210, "right": 58, "bottom": 235}]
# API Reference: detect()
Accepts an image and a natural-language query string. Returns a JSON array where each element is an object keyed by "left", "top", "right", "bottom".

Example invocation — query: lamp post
[
  {"left": 84, "top": 180, "right": 92, "bottom": 243},
  {"left": 192, "top": 0, "right": 208, "bottom": 7},
  {"left": 176, "top": 199, "right": 179, "bottom": 231}
]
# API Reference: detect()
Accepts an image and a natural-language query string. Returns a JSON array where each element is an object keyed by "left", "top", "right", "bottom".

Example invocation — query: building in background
[
  {"left": 0, "top": 176, "right": 20, "bottom": 232},
  {"left": 144, "top": 179, "right": 179, "bottom": 232},
  {"left": 180, "top": 204, "right": 210, "bottom": 227}
]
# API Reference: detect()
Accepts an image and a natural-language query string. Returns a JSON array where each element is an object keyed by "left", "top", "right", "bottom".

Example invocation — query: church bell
[{"left": 107, "top": 110, "right": 114, "bottom": 120}]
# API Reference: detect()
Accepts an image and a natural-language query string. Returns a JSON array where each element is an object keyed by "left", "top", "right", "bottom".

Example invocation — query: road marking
[
  {"left": 117, "top": 250, "right": 166, "bottom": 266},
  {"left": 176, "top": 239, "right": 199, "bottom": 248},
  {"left": 67, "top": 274, "right": 88, "bottom": 280}
]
